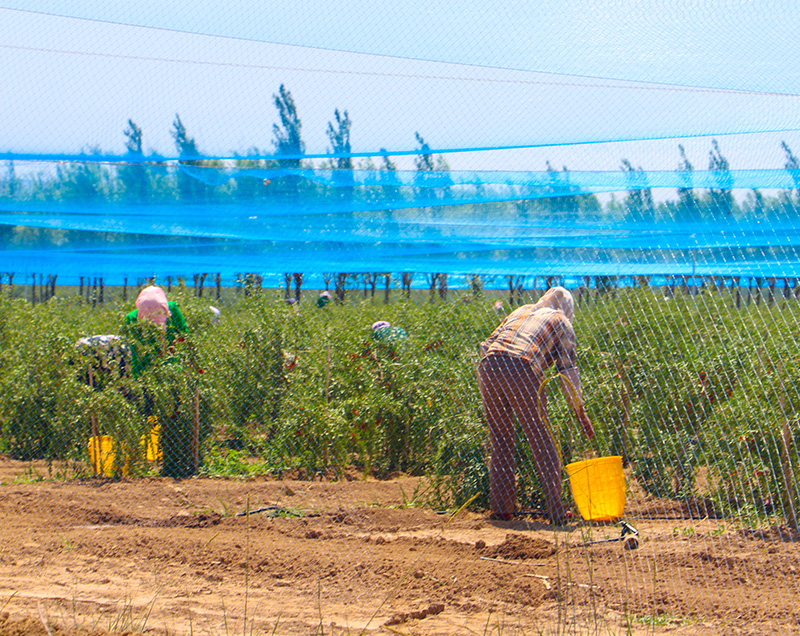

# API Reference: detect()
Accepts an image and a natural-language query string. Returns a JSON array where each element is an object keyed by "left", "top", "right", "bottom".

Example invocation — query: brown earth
[{"left": 0, "top": 457, "right": 799, "bottom": 636}]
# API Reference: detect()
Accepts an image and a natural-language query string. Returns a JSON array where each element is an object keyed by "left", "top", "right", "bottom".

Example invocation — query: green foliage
[{"left": 2, "top": 286, "right": 800, "bottom": 527}]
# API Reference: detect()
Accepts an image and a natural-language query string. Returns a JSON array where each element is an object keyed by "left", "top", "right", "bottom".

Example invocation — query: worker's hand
[{"left": 579, "top": 411, "right": 595, "bottom": 440}]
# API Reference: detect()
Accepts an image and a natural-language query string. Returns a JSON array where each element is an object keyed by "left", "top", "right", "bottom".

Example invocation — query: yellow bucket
[
  {"left": 88, "top": 435, "right": 115, "bottom": 477},
  {"left": 565, "top": 456, "right": 626, "bottom": 521},
  {"left": 142, "top": 425, "right": 162, "bottom": 462}
]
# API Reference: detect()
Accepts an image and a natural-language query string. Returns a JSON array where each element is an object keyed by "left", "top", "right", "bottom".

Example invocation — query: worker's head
[
  {"left": 135, "top": 286, "right": 171, "bottom": 326},
  {"left": 533, "top": 286, "right": 574, "bottom": 323}
]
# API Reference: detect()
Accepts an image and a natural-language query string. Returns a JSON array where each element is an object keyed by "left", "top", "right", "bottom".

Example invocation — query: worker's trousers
[{"left": 477, "top": 354, "right": 566, "bottom": 521}]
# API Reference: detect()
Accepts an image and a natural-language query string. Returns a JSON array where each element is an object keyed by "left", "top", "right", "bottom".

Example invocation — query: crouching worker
[
  {"left": 124, "top": 286, "right": 200, "bottom": 478},
  {"left": 124, "top": 286, "right": 187, "bottom": 377},
  {"left": 477, "top": 287, "right": 594, "bottom": 524}
]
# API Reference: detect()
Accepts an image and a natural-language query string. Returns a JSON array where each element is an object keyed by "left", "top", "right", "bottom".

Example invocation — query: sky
[{"left": 1, "top": 1, "right": 800, "bottom": 175}]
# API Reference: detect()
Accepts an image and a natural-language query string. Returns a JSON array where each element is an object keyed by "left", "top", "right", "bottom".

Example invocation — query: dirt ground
[{"left": 0, "top": 458, "right": 799, "bottom": 636}]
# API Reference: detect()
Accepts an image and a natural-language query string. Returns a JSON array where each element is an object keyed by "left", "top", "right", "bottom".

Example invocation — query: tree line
[
  {"left": 0, "top": 83, "right": 798, "bottom": 217},
  {"left": 2, "top": 84, "right": 800, "bottom": 304}
]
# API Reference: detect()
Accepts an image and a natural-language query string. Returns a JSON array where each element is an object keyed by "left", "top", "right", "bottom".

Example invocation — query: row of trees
[{"left": 2, "top": 84, "right": 800, "bottom": 217}]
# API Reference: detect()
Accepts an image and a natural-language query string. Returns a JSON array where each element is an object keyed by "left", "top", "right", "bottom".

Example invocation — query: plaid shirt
[{"left": 480, "top": 306, "right": 578, "bottom": 376}]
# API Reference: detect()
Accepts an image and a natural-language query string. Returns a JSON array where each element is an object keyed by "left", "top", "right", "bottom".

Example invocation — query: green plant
[{"left": 4, "top": 286, "right": 800, "bottom": 529}]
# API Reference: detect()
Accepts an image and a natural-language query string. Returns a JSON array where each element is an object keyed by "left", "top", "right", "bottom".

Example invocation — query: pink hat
[
  {"left": 372, "top": 320, "right": 391, "bottom": 330},
  {"left": 136, "top": 286, "right": 171, "bottom": 326}
]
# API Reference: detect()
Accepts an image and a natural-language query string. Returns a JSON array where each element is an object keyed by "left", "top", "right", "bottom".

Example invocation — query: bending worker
[
  {"left": 478, "top": 286, "right": 594, "bottom": 523},
  {"left": 124, "top": 285, "right": 187, "bottom": 376}
]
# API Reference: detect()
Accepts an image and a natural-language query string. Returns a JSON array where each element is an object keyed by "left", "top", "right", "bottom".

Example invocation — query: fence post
[{"left": 192, "top": 388, "right": 200, "bottom": 473}]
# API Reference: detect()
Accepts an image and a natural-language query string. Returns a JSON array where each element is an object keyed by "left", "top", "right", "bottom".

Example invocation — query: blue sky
[{"left": 2, "top": 1, "right": 800, "bottom": 173}]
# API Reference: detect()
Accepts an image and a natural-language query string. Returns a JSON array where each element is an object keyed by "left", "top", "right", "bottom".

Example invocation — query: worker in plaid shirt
[{"left": 479, "top": 286, "right": 594, "bottom": 523}]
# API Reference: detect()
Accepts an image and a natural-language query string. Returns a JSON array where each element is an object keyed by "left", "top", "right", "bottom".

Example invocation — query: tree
[
  {"left": 781, "top": 141, "right": 800, "bottom": 204},
  {"left": 2, "top": 161, "right": 20, "bottom": 198},
  {"left": 620, "top": 159, "right": 654, "bottom": 219},
  {"left": 708, "top": 139, "right": 734, "bottom": 216},
  {"left": 120, "top": 119, "right": 149, "bottom": 202},
  {"left": 414, "top": 132, "right": 435, "bottom": 197},
  {"left": 327, "top": 108, "right": 354, "bottom": 197},
  {"left": 380, "top": 150, "right": 397, "bottom": 173},
  {"left": 125, "top": 119, "right": 143, "bottom": 155},
  {"left": 272, "top": 84, "right": 305, "bottom": 197},
  {"left": 676, "top": 145, "right": 700, "bottom": 219},
  {"left": 506, "top": 275, "right": 524, "bottom": 306},
  {"left": 414, "top": 132, "right": 451, "bottom": 206},
  {"left": 530, "top": 162, "right": 600, "bottom": 218},
  {"left": 233, "top": 148, "right": 267, "bottom": 200},
  {"left": 273, "top": 84, "right": 304, "bottom": 166},
  {"left": 57, "top": 148, "right": 107, "bottom": 201},
  {"left": 414, "top": 132, "right": 435, "bottom": 173},
  {"left": 171, "top": 114, "right": 205, "bottom": 201},
  {"left": 327, "top": 109, "right": 353, "bottom": 171},
  {"left": 378, "top": 148, "right": 400, "bottom": 198},
  {"left": 0, "top": 162, "right": 18, "bottom": 243}
]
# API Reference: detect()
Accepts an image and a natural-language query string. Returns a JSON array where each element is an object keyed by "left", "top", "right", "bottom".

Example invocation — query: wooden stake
[
  {"left": 781, "top": 420, "right": 798, "bottom": 531},
  {"left": 88, "top": 366, "right": 99, "bottom": 477},
  {"left": 192, "top": 388, "right": 200, "bottom": 472}
]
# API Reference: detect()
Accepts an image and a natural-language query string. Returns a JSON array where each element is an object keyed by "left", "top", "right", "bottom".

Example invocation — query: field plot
[
  {"left": 2, "top": 287, "right": 800, "bottom": 634},
  {"left": 0, "top": 458, "right": 798, "bottom": 636}
]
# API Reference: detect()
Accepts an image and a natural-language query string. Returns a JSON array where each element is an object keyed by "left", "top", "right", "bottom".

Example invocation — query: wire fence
[
  {"left": 4, "top": 4, "right": 800, "bottom": 629},
  {"left": 1, "top": 275, "right": 800, "bottom": 632}
]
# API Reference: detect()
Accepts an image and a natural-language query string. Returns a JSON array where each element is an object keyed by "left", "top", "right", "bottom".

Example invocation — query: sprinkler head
[{"left": 623, "top": 536, "right": 639, "bottom": 550}]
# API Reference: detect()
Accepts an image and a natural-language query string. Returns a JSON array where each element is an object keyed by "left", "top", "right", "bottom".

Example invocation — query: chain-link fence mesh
[
  {"left": 5, "top": 3, "right": 800, "bottom": 634},
  {"left": 2, "top": 268, "right": 800, "bottom": 634}
]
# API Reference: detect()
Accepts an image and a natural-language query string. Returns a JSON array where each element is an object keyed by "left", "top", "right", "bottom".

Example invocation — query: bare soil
[{"left": 0, "top": 457, "right": 798, "bottom": 636}]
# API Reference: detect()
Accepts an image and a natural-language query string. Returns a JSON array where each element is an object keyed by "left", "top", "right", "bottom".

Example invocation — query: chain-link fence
[
  {"left": 1, "top": 274, "right": 800, "bottom": 634},
  {"left": 4, "top": 3, "right": 800, "bottom": 632}
]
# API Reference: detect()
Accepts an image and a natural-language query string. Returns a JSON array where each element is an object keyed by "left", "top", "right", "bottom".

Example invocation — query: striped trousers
[{"left": 477, "top": 354, "right": 567, "bottom": 522}]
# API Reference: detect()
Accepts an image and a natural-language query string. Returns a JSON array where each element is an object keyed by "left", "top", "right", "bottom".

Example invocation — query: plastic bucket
[
  {"left": 565, "top": 456, "right": 626, "bottom": 521},
  {"left": 142, "top": 425, "right": 162, "bottom": 462},
  {"left": 88, "top": 435, "right": 115, "bottom": 477}
]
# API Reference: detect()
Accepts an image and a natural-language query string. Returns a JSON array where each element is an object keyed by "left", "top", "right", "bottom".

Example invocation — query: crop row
[{"left": 1, "top": 286, "right": 799, "bottom": 525}]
